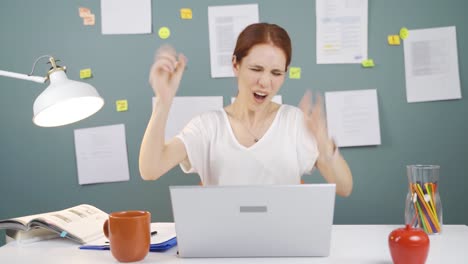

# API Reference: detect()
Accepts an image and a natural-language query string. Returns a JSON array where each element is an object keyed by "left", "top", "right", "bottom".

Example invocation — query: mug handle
[{"left": 103, "top": 219, "right": 109, "bottom": 239}]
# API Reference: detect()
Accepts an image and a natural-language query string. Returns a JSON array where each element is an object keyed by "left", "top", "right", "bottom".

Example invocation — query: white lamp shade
[{"left": 32, "top": 71, "right": 104, "bottom": 127}]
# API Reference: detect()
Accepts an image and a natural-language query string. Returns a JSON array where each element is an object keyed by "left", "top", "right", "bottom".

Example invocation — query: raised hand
[
  {"left": 149, "top": 45, "right": 187, "bottom": 106},
  {"left": 299, "top": 90, "right": 353, "bottom": 196},
  {"left": 299, "top": 90, "right": 334, "bottom": 158}
]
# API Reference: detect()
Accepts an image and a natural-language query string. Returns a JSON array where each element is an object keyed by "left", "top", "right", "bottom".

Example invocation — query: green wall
[{"left": 1, "top": 0, "right": 467, "bottom": 246}]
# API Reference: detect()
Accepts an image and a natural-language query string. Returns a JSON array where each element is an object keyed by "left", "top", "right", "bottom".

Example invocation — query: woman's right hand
[{"left": 149, "top": 45, "right": 187, "bottom": 107}]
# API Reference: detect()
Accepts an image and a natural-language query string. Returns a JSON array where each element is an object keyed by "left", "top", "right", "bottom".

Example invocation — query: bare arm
[
  {"left": 139, "top": 45, "right": 188, "bottom": 181},
  {"left": 299, "top": 91, "right": 353, "bottom": 197},
  {"left": 315, "top": 140, "right": 353, "bottom": 197},
  {"left": 139, "top": 98, "right": 188, "bottom": 180}
]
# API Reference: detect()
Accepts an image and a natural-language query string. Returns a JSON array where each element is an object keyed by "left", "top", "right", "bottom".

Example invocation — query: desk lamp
[{"left": 0, "top": 55, "right": 104, "bottom": 127}]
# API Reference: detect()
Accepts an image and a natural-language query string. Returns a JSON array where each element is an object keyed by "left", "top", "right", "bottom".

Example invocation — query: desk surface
[{"left": 1, "top": 225, "right": 467, "bottom": 263}]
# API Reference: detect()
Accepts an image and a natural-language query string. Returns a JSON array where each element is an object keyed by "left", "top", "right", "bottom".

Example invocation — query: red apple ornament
[{"left": 389, "top": 225, "right": 430, "bottom": 264}]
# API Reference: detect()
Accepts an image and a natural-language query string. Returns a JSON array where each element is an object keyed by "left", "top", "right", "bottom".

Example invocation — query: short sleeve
[
  {"left": 175, "top": 115, "right": 209, "bottom": 175},
  {"left": 295, "top": 110, "right": 319, "bottom": 175}
]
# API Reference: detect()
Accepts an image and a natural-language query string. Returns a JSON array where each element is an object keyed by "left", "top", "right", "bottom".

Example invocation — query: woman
[{"left": 139, "top": 23, "right": 353, "bottom": 197}]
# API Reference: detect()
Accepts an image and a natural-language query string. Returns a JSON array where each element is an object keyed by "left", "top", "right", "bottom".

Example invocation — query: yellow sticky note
[
  {"left": 361, "top": 59, "right": 375, "bottom": 68},
  {"left": 388, "top": 35, "right": 401, "bottom": 45},
  {"left": 116, "top": 100, "right": 128, "bottom": 112},
  {"left": 180, "top": 8, "right": 193, "bottom": 19},
  {"left": 158, "top": 27, "right": 171, "bottom": 39},
  {"left": 289, "top": 67, "right": 301, "bottom": 79},
  {"left": 399, "top": 27, "right": 409, "bottom": 40},
  {"left": 80, "top": 68, "right": 92, "bottom": 79}
]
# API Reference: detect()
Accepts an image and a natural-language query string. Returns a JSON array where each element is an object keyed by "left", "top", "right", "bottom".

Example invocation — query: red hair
[{"left": 233, "top": 23, "right": 292, "bottom": 71}]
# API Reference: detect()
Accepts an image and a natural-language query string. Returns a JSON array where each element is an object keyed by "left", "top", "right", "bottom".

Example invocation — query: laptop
[{"left": 169, "top": 184, "right": 336, "bottom": 258}]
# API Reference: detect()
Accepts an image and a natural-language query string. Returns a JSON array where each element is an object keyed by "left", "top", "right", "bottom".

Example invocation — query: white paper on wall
[
  {"left": 74, "top": 124, "right": 130, "bottom": 185},
  {"left": 325, "top": 89, "right": 381, "bottom": 147},
  {"left": 403, "top": 26, "right": 462, "bottom": 103}
]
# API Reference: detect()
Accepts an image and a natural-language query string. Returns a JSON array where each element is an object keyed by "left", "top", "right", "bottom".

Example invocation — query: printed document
[
  {"left": 208, "top": 4, "right": 259, "bottom": 78},
  {"left": 74, "top": 124, "right": 130, "bottom": 185},
  {"left": 316, "top": 0, "right": 368, "bottom": 64},
  {"left": 325, "top": 89, "right": 381, "bottom": 147},
  {"left": 403, "top": 26, "right": 461, "bottom": 103}
]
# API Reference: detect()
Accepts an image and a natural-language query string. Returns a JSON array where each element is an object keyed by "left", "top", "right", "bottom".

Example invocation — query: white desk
[{"left": 1, "top": 225, "right": 467, "bottom": 263}]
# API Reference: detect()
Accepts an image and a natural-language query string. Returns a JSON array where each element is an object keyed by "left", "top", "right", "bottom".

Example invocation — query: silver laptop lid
[{"left": 170, "top": 184, "right": 336, "bottom": 258}]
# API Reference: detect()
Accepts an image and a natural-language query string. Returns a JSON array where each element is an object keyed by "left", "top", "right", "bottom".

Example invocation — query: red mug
[{"left": 103, "top": 210, "right": 151, "bottom": 262}]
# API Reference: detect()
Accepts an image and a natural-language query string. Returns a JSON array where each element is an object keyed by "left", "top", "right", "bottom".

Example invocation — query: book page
[
  {"left": 6, "top": 228, "right": 59, "bottom": 244},
  {"left": 36, "top": 204, "right": 108, "bottom": 244},
  {"left": 0, "top": 211, "right": 54, "bottom": 229}
]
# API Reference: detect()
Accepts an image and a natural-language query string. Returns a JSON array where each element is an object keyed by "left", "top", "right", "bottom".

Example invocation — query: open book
[{"left": 0, "top": 204, "right": 108, "bottom": 244}]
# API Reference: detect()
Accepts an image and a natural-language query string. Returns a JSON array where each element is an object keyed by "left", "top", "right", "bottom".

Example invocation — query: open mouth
[{"left": 253, "top": 92, "right": 268, "bottom": 100}]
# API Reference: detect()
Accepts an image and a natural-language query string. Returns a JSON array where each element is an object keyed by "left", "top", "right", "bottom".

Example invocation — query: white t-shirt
[{"left": 176, "top": 105, "right": 319, "bottom": 185}]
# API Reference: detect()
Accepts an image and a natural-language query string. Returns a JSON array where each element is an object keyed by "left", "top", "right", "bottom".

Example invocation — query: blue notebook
[
  {"left": 79, "top": 222, "right": 177, "bottom": 252},
  {"left": 79, "top": 237, "right": 177, "bottom": 252}
]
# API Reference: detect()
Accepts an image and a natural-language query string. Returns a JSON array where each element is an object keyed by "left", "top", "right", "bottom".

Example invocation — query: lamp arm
[
  {"left": 0, "top": 70, "right": 46, "bottom": 83},
  {"left": 0, "top": 55, "right": 56, "bottom": 84}
]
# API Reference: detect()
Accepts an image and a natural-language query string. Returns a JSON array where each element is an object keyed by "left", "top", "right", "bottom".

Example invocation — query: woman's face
[{"left": 233, "top": 44, "right": 287, "bottom": 110}]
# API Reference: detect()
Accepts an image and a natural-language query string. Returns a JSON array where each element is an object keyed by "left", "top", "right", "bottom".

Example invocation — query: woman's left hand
[{"left": 299, "top": 90, "right": 334, "bottom": 158}]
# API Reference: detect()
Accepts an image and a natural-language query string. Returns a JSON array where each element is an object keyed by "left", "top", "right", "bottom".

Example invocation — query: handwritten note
[
  {"left": 388, "top": 35, "right": 401, "bottom": 45},
  {"left": 180, "top": 8, "right": 193, "bottom": 19},
  {"left": 79, "top": 7, "right": 95, "bottom": 26},
  {"left": 79, "top": 7, "right": 91, "bottom": 18},
  {"left": 116, "top": 100, "right": 128, "bottom": 112},
  {"left": 83, "top": 14, "right": 95, "bottom": 26},
  {"left": 289, "top": 67, "right": 301, "bottom": 79},
  {"left": 361, "top": 59, "right": 375, "bottom": 68},
  {"left": 400, "top": 27, "right": 409, "bottom": 40},
  {"left": 80, "top": 68, "right": 92, "bottom": 79}
]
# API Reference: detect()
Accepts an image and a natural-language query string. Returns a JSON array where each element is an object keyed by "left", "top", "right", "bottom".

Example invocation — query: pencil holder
[{"left": 404, "top": 165, "right": 443, "bottom": 235}]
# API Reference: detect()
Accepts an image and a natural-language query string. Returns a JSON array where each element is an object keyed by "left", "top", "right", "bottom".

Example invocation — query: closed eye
[
  {"left": 248, "top": 66, "right": 284, "bottom": 76},
  {"left": 272, "top": 71, "right": 284, "bottom": 76},
  {"left": 249, "top": 67, "right": 262, "bottom": 72}
]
